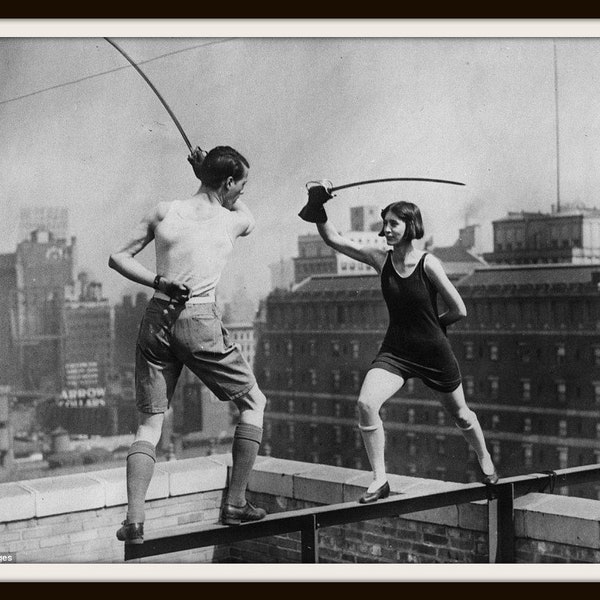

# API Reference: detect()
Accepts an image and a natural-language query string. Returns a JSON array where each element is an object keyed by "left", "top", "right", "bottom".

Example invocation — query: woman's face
[{"left": 382, "top": 209, "right": 407, "bottom": 245}]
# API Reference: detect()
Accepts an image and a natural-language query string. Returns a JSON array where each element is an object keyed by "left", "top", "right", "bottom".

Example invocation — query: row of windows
[
  {"left": 265, "top": 424, "right": 586, "bottom": 474},
  {"left": 261, "top": 365, "right": 600, "bottom": 406},
  {"left": 268, "top": 304, "right": 385, "bottom": 328},
  {"left": 461, "top": 297, "right": 599, "bottom": 326},
  {"left": 265, "top": 402, "right": 600, "bottom": 438},
  {"left": 262, "top": 338, "right": 364, "bottom": 359},
  {"left": 463, "top": 374, "right": 600, "bottom": 405},
  {"left": 263, "top": 337, "right": 600, "bottom": 368},
  {"left": 461, "top": 340, "right": 600, "bottom": 365}
]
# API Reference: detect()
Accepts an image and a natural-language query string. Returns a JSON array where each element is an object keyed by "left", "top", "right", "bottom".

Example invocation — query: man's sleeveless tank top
[{"left": 153, "top": 200, "right": 234, "bottom": 301}]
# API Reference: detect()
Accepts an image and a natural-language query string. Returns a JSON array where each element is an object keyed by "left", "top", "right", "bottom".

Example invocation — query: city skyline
[{"left": 5, "top": 25, "right": 600, "bottom": 304}]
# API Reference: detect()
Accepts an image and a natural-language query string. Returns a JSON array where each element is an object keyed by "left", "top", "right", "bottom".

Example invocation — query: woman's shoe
[
  {"left": 482, "top": 470, "right": 499, "bottom": 485},
  {"left": 358, "top": 481, "right": 390, "bottom": 504}
]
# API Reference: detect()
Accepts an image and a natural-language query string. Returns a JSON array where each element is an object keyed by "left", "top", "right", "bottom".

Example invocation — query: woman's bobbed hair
[
  {"left": 378, "top": 201, "right": 425, "bottom": 241},
  {"left": 198, "top": 146, "right": 250, "bottom": 188}
]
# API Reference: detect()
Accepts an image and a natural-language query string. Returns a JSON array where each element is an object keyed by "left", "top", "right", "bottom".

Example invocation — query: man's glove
[
  {"left": 187, "top": 146, "right": 207, "bottom": 180},
  {"left": 165, "top": 281, "right": 191, "bottom": 304},
  {"left": 298, "top": 184, "right": 334, "bottom": 223}
]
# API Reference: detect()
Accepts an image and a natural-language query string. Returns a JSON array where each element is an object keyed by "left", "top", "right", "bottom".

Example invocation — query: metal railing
[{"left": 124, "top": 464, "right": 600, "bottom": 563}]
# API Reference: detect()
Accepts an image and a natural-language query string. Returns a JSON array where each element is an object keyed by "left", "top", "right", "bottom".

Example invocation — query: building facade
[{"left": 484, "top": 204, "right": 600, "bottom": 265}]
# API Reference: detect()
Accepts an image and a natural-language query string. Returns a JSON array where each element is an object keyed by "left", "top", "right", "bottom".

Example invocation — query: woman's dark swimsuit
[{"left": 371, "top": 251, "right": 461, "bottom": 393}]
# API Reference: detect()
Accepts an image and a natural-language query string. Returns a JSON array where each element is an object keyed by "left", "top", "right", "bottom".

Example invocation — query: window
[
  {"left": 331, "top": 369, "right": 341, "bottom": 391},
  {"left": 405, "top": 379, "right": 415, "bottom": 394},
  {"left": 285, "top": 368, "right": 293, "bottom": 388},
  {"left": 518, "top": 342, "right": 531, "bottom": 363},
  {"left": 263, "top": 368, "right": 271, "bottom": 384},
  {"left": 311, "top": 401, "right": 318, "bottom": 416},
  {"left": 523, "top": 417, "right": 532, "bottom": 434},
  {"left": 558, "top": 419, "right": 567, "bottom": 437},
  {"left": 594, "top": 382, "right": 600, "bottom": 405},
  {"left": 555, "top": 380, "right": 567, "bottom": 404},
  {"left": 263, "top": 340, "right": 270, "bottom": 357},
  {"left": 331, "top": 340, "right": 340, "bottom": 356},
  {"left": 310, "top": 451, "right": 319, "bottom": 464},
  {"left": 407, "top": 408, "right": 416, "bottom": 424},
  {"left": 354, "top": 430, "right": 362, "bottom": 450},
  {"left": 491, "top": 441, "right": 501, "bottom": 464},
  {"left": 593, "top": 346, "right": 600, "bottom": 366},
  {"left": 287, "top": 400, "right": 294, "bottom": 414},
  {"left": 464, "top": 376, "right": 475, "bottom": 398},
  {"left": 310, "top": 424, "right": 318, "bottom": 444},
  {"left": 334, "top": 401, "right": 342, "bottom": 418},
  {"left": 286, "top": 339, "right": 293, "bottom": 356},
  {"left": 354, "top": 457, "right": 363, "bottom": 470},
  {"left": 487, "top": 376, "right": 499, "bottom": 399},
  {"left": 351, "top": 370, "right": 361, "bottom": 392},
  {"left": 309, "top": 339, "right": 316, "bottom": 356},
  {"left": 557, "top": 447, "right": 568, "bottom": 469},
  {"left": 489, "top": 343, "right": 499, "bottom": 361},
  {"left": 351, "top": 341, "right": 360, "bottom": 359},
  {"left": 288, "top": 423, "right": 295, "bottom": 442},
  {"left": 334, "top": 454, "right": 343, "bottom": 467},
  {"left": 491, "top": 415, "right": 500, "bottom": 430},
  {"left": 464, "top": 341, "right": 475, "bottom": 360},
  {"left": 437, "top": 410, "right": 446, "bottom": 426},
  {"left": 407, "top": 433, "right": 417, "bottom": 457},
  {"left": 520, "top": 379, "right": 531, "bottom": 401},
  {"left": 334, "top": 425, "right": 342, "bottom": 445},
  {"left": 309, "top": 369, "right": 317, "bottom": 387},
  {"left": 556, "top": 343, "right": 566, "bottom": 364},
  {"left": 523, "top": 444, "right": 533, "bottom": 468},
  {"left": 436, "top": 435, "right": 446, "bottom": 456}
]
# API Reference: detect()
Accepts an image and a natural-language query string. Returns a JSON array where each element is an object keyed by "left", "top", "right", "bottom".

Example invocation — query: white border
[
  {"left": 1, "top": 18, "right": 600, "bottom": 38},
  {"left": 2, "top": 17, "right": 600, "bottom": 582}
]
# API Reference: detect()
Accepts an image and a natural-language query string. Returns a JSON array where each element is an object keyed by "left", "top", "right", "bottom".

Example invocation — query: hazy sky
[{"left": 3, "top": 25, "right": 600, "bottom": 305}]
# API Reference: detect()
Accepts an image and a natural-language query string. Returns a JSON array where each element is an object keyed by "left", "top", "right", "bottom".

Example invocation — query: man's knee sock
[
  {"left": 226, "top": 423, "right": 262, "bottom": 507},
  {"left": 359, "top": 420, "right": 386, "bottom": 483},
  {"left": 126, "top": 440, "right": 156, "bottom": 523}
]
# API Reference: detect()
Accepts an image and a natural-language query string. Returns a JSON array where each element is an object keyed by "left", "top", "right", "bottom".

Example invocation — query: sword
[
  {"left": 306, "top": 177, "right": 465, "bottom": 193},
  {"left": 104, "top": 38, "right": 194, "bottom": 153}
]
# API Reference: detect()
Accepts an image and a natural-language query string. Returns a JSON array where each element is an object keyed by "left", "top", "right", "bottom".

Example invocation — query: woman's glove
[{"left": 298, "top": 184, "right": 334, "bottom": 223}]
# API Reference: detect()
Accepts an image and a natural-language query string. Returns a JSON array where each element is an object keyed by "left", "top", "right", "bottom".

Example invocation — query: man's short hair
[{"left": 199, "top": 146, "right": 250, "bottom": 188}]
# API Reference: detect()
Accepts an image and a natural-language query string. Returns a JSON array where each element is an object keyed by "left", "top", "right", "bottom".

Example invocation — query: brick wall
[{"left": 1, "top": 455, "right": 600, "bottom": 564}]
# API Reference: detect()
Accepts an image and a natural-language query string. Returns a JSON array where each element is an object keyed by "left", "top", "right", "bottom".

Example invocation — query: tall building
[
  {"left": 18, "top": 206, "right": 69, "bottom": 244},
  {"left": 13, "top": 230, "right": 75, "bottom": 392},
  {"left": 62, "top": 275, "right": 112, "bottom": 391},
  {"left": 483, "top": 203, "right": 600, "bottom": 265},
  {"left": 0, "top": 254, "right": 17, "bottom": 387},
  {"left": 256, "top": 206, "right": 600, "bottom": 499}
]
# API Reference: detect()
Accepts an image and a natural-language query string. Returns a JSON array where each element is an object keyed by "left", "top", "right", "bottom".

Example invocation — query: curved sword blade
[
  {"left": 329, "top": 177, "right": 465, "bottom": 192},
  {"left": 104, "top": 38, "right": 193, "bottom": 153}
]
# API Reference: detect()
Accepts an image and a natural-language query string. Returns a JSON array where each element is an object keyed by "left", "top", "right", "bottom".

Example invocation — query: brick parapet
[{"left": 1, "top": 455, "right": 599, "bottom": 563}]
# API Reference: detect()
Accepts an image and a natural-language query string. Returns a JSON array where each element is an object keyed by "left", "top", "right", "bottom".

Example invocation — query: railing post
[
  {"left": 300, "top": 514, "right": 319, "bottom": 563},
  {"left": 488, "top": 482, "right": 515, "bottom": 563}
]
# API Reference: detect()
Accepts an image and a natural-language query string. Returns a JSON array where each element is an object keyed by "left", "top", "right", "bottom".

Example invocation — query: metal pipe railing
[{"left": 124, "top": 464, "right": 600, "bottom": 563}]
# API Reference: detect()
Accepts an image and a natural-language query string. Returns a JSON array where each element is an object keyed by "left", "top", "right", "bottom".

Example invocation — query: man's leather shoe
[
  {"left": 221, "top": 501, "right": 267, "bottom": 526},
  {"left": 358, "top": 481, "right": 390, "bottom": 504},
  {"left": 116, "top": 520, "right": 144, "bottom": 544}
]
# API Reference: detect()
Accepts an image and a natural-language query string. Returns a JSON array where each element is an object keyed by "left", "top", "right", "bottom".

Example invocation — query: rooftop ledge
[{"left": 2, "top": 454, "right": 600, "bottom": 550}]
